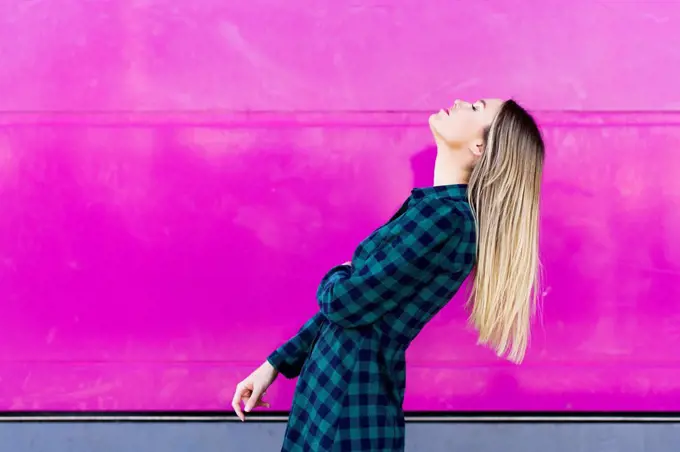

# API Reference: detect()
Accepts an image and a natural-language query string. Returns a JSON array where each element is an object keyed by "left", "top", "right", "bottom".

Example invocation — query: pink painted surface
[
  {"left": 1, "top": 1, "right": 680, "bottom": 411},
  {"left": 2, "top": 1, "right": 680, "bottom": 112}
]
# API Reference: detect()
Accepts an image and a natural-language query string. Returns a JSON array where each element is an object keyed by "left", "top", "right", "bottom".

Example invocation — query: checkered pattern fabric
[{"left": 267, "top": 184, "right": 476, "bottom": 451}]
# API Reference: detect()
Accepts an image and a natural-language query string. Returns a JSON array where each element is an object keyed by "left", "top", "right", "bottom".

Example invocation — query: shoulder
[
  {"left": 409, "top": 197, "right": 474, "bottom": 232},
  {"left": 387, "top": 198, "right": 474, "bottom": 250},
  {"left": 429, "top": 200, "right": 476, "bottom": 270}
]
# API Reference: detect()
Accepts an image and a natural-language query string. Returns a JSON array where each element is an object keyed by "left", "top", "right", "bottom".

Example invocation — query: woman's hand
[{"left": 232, "top": 360, "right": 279, "bottom": 421}]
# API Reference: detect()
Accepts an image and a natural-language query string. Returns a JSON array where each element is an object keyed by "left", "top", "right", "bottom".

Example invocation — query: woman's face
[{"left": 429, "top": 98, "right": 504, "bottom": 150}]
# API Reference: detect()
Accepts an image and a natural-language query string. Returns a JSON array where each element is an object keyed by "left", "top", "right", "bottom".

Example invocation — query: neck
[{"left": 433, "top": 145, "right": 471, "bottom": 186}]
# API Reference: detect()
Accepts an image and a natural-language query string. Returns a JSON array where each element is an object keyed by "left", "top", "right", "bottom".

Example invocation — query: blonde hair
[{"left": 467, "top": 100, "right": 545, "bottom": 363}]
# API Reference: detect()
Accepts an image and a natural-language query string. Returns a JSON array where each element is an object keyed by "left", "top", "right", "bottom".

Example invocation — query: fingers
[
  {"left": 256, "top": 393, "right": 270, "bottom": 408},
  {"left": 244, "top": 386, "right": 264, "bottom": 413},
  {"left": 232, "top": 382, "right": 248, "bottom": 421},
  {"left": 233, "top": 376, "right": 273, "bottom": 422}
]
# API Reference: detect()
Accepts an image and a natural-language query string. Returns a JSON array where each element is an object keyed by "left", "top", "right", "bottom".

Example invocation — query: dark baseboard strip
[{"left": 2, "top": 412, "right": 680, "bottom": 423}]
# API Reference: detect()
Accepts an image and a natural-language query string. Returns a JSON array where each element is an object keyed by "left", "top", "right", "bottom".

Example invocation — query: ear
[{"left": 470, "top": 138, "right": 485, "bottom": 156}]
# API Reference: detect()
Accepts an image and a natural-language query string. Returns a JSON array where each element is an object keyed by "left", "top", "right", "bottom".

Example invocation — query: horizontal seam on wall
[{"left": 1, "top": 110, "right": 680, "bottom": 127}]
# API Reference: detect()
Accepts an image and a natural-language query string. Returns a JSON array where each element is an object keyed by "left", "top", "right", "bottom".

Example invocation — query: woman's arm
[
  {"left": 266, "top": 311, "right": 327, "bottom": 379},
  {"left": 233, "top": 314, "right": 327, "bottom": 418},
  {"left": 317, "top": 198, "right": 464, "bottom": 328}
]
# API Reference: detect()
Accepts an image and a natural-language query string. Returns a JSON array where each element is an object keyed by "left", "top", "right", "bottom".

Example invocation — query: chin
[{"left": 429, "top": 114, "right": 444, "bottom": 132}]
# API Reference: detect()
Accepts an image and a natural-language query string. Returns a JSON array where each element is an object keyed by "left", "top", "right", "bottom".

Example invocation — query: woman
[{"left": 232, "top": 98, "right": 545, "bottom": 451}]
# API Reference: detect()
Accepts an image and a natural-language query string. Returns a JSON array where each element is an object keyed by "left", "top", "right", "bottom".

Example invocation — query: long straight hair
[{"left": 466, "top": 100, "right": 545, "bottom": 363}]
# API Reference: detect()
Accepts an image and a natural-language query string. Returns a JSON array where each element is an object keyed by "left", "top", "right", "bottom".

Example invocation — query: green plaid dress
[{"left": 268, "top": 184, "right": 476, "bottom": 451}]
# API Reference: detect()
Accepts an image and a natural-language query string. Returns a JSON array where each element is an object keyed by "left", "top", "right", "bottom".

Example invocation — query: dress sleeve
[
  {"left": 317, "top": 199, "right": 463, "bottom": 328},
  {"left": 266, "top": 311, "right": 327, "bottom": 379}
]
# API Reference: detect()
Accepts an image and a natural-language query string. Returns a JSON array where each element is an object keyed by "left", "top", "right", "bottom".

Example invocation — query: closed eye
[{"left": 472, "top": 99, "right": 486, "bottom": 111}]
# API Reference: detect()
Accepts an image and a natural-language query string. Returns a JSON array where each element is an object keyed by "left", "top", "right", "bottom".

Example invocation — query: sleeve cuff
[{"left": 266, "top": 350, "right": 297, "bottom": 380}]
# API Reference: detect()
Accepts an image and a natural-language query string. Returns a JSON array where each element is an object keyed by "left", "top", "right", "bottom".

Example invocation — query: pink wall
[{"left": 1, "top": 1, "right": 679, "bottom": 411}]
